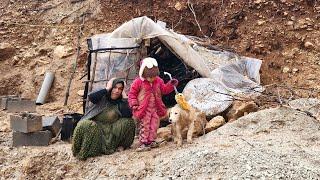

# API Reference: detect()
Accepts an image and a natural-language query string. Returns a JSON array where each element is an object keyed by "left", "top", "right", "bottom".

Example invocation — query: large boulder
[{"left": 182, "top": 78, "right": 232, "bottom": 116}]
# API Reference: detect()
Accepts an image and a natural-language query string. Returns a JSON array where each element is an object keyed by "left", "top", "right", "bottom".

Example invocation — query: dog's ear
[{"left": 167, "top": 107, "right": 171, "bottom": 117}]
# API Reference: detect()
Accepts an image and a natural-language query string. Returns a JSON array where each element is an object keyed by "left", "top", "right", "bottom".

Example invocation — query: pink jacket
[{"left": 128, "top": 77, "right": 175, "bottom": 120}]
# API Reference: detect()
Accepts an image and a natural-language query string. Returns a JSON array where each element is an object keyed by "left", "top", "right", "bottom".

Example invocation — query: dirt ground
[
  {"left": 2, "top": 107, "right": 320, "bottom": 179},
  {"left": 1, "top": 0, "right": 320, "bottom": 179}
]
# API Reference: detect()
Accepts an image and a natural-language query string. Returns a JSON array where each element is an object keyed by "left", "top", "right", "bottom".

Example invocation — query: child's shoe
[
  {"left": 136, "top": 144, "right": 151, "bottom": 152},
  {"left": 149, "top": 141, "right": 159, "bottom": 148}
]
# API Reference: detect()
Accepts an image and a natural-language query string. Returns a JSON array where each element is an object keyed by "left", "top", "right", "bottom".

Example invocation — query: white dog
[{"left": 168, "top": 104, "right": 207, "bottom": 146}]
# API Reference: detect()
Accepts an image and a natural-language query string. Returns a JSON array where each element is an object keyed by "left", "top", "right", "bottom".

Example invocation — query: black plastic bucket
[{"left": 61, "top": 113, "right": 82, "bottom": 141}]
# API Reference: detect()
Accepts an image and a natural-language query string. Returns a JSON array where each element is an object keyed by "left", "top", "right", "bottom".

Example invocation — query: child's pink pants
[{"left": 138, "top": 94, "right": 159, "bottom": 145}]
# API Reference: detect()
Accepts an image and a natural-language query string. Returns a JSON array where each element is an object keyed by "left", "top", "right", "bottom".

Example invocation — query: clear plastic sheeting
[
  {"left": 183, "top": 78, "right": 233, "bottom": 116},
  {"left": 91, "top": 51, "right": 138, "bottom": 91},
  {"left": 88, "top": 37, "right": 139, "bottom": 92}
]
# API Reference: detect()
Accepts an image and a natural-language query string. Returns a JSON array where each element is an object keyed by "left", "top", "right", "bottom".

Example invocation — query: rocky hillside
[{"left": 1, "top": 0, "right": 320, "bottom": 179}]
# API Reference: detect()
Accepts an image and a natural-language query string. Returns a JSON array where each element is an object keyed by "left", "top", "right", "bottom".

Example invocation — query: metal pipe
[
  {"left": 36, "top": 72, "right": 55, "bottom": 105},
  {"left": 89, "top": 46, "right": 140, "bottom": 53}
]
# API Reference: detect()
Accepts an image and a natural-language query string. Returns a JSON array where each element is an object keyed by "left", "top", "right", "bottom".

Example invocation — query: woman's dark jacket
[{"left": 81, "top": 88, "right": 132, "bottom": 121}]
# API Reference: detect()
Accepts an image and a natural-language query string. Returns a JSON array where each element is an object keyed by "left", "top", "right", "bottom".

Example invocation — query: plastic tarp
[
  {"left": 108, "top": 16, "right": 212, "bottom": 78},
  {"left": 191, "top": 44, "right": 263, "bottom": 95}
]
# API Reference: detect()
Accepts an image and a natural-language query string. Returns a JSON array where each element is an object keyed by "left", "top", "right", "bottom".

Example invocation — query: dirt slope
[{"left": 1, "top": 107, "right": 320, "bottom": 179}]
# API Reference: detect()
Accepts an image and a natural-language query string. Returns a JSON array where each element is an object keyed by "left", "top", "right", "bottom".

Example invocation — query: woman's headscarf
[{"left": 107, "top": 78, "right": 125, "bottom": 103}]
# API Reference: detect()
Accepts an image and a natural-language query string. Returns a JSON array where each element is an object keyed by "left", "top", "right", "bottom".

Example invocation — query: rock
[
  {"left": 38, "top": 30, "right": 45, "bottom": 39},
  {"left": 257, "top": 20, "right": 266, "bottom": 25},
  {"left": 66, "top": 47, "right": 74, "bottom": 54},
  {"left": 36, "top": 59, "right": 50, "bottom": 65},
  {"left": 13, "top": 56, "right": 19, "bottom": 61},
  {"left": 183, "top": 78, "right": 232, "bottom": 116},
  {"left": 282, "top": 66, "right": 290, "bottom": 73},
  {"left": 205, "top": 116, "right": 225, "bottom": 133},
  {"left": 286, "top": 21, "right": 294, "bottom": 26},
  {"left": 254, "top": 0, "right": 265, "bottom": 4},
  {"left": 53, "top": 45, "right": 73, "bottom": 59},
  {"left": 296, "top": 18, "right": 313, "bottom": 29},
  {"left": 157, "top": 126, "right": 172, "bottom": 142},
  {"left": 305, "top": 17, "right": 312, "bottom": 22},
  {"left": 307, "top": 27, "right": 314, "bottom": 31},
  {"left": 174, "top": 2, "right": 183, "bottom": 11},
  {"left": 0, "top": 120, "right": 10, "bottom": 132},
  {"left": 23, "top": 51, "right": 33, "bottom": 59},
  {"left": 0, "top": 43, "right": 13, "bottom": 50},
  {"left": 226, "top": 101, "right": 259, "bottom": 122},
  {"left": 0, "top": 42, "right": 16, "bottom": 61},
  {"left": 77, "top": 90, "right": 84, "bottom": 97},
  {"left": 304, "top": 41, "right": 314, "bottom": 49},
  {"left": 292, "top": 68, "right": 299, "bottom": 73},
  {"left": 39, "top": 68, "right": 46, "bottom": 76}
]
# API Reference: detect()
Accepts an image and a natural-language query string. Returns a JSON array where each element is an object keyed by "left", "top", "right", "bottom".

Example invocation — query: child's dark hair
[{"left": 143, "top": 66, "right": 160, "bottom": 78}]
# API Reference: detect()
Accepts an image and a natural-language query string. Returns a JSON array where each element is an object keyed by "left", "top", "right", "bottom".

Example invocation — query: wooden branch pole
[{"left": 64, "top": 14, "right": 86, "bottom": 106}]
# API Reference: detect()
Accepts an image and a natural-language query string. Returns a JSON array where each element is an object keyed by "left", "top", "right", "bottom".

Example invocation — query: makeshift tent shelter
[{"left": 84, "top": 16, "right": 263, "bottom": 116}]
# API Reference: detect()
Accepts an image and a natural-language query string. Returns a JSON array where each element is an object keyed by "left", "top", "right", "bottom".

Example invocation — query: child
[{"left": 128, "top": 57, "right": 178, "bottom": 151}]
